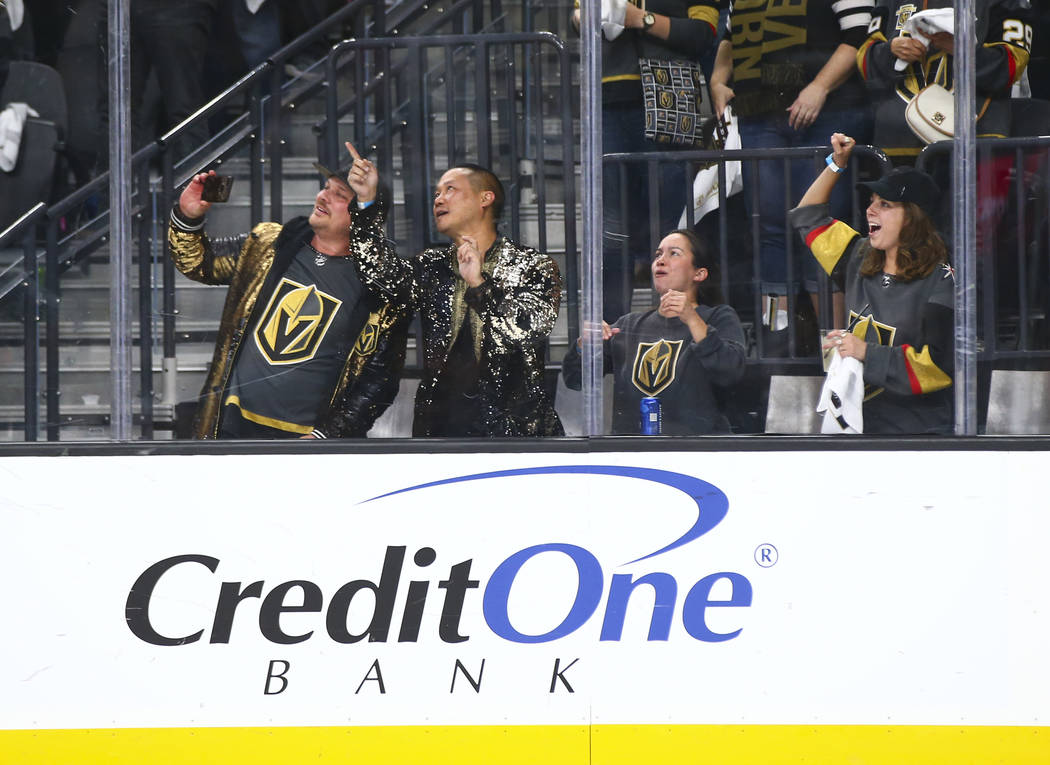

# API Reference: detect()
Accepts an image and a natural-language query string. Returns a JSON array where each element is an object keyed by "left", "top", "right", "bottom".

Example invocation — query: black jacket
[
  {"left": 169, "top": 208, "right": 409, "bottom": 438},
  {"left": 343, "top": 200, "right": 563, "bottom": 437}
]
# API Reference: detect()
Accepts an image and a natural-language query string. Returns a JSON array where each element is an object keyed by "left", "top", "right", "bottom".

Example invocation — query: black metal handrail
[
  {"left": 0, "top": 1, "right": 558, "bottom": 440},
  {"left": 320, "top": 32, "right": 579, "bottom": 343},
  {"left": 310, "top": 0, "right": 515, "bottom": 157},
  {"left": 916, "top": 136, "right": 1050, "bottom": 360},
  {"left": 604, "top": 144, "right": 893, "bottom": 364}
]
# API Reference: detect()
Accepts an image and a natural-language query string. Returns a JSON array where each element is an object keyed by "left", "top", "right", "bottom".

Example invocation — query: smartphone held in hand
[{"left": 201, "top": 175, "right": 234, "bottom": 203}]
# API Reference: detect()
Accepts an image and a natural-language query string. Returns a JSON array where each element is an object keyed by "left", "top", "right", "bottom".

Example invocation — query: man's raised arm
[{"left": 344, "top": 141, "right": 417, "bottom": 307}]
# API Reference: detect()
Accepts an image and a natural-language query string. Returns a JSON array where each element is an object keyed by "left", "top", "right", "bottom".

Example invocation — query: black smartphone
[{"left": 201, "top": 175, "right": 234, "bottom": 203}]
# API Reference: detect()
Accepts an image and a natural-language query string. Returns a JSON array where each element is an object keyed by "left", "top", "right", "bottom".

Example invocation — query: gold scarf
[{"left": 448, "top": 240, "right": 499, "bottom": 361}]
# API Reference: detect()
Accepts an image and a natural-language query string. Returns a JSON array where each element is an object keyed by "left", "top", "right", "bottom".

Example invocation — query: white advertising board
[{"left": 1, "top": 450, "right": 1047, "bottom": 762}]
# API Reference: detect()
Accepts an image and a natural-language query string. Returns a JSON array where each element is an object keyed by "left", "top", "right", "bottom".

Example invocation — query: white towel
[
  {"left": 678, "top": 106, "right": 744, "bottom": 227},
  {"left": 600, "top": 0, "right": 628, "bottom": 41},
  {"left": 895, "top": 8, "right": 955, "bottom": 71},
  {"left": 0, "top": 102, "right": 39, "bottom": 173},
  {"left": 4, "top": 0, "right": 24, "bottom": 31},
  {"left": 817, "top": 351, "right": 865, "bottom": 434}
]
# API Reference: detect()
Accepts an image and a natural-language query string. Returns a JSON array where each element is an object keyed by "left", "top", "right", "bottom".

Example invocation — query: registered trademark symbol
[{"left": 754, "top": 543, "right": 778, "bottom": 568}]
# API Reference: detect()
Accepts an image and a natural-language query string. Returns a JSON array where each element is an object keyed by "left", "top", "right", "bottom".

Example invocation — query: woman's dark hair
[
  {"left": 666, "top": 228, "right": 724, "bottom": 305},
  {"left": 860, "top": 202, "right": 948, "bottom": 281}
]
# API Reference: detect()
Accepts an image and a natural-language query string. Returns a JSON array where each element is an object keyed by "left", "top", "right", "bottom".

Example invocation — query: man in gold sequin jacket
[
  {"left": 168, "top": 167, "right": 409, "bottom": 439},
  {"left": 335, "top": 144, "right": 563, "bottom": 437}
]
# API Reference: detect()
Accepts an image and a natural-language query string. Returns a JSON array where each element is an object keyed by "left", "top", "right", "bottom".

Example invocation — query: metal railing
[
  {"left": 318, "top": 34, "right": 577, "bottom": 298},
  {"left": 0, "top": 2, "right": 575, "bottom": 440},
  {"left": 604, "top": 143, "right": 893, "bottom": 363},
  {"left": 916, "top": 136, "right": 1050, "bottom": 361}
]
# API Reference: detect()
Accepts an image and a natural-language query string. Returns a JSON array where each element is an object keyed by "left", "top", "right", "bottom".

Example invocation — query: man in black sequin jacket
[{"left": 330, "top": 143, "right": 564, "bottom": 437}]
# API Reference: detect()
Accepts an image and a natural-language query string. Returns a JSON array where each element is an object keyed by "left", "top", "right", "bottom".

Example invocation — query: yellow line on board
[{"left": 0, "top": 724, "right": 1045, "bottom": 764}]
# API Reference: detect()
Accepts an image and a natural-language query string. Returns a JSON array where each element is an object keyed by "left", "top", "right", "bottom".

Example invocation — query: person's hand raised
[
  {"left": 178, "top": 170, "right": 215, "bottom": 219},
  {"left": 829, "top": 132, "right": 855, "bottom": 170},
  {"left": 344, "top": 141, "right": 378, "bottom": 204},
  {"left": 457, "top": 235, "right": 484, "bottom": 288},
  {"left": 659, "top": 289, "right": 694, "bottom": 320}
]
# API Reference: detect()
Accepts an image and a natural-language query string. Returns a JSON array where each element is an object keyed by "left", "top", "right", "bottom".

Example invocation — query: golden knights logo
[
  {"left": 353, "top": 312, "right": 381, "bottom": 356},
  {"left": 895, "top": 3, "right": 917, "bottom": 32},
  {"left": 631, "top": 339, "right": 684, "bottom": 397},
  {"left": 849, "top": 311, "right": 897, "bottom": 401},
  {"left": 254, "top": 278, "right": 342, "bottom": 365}
]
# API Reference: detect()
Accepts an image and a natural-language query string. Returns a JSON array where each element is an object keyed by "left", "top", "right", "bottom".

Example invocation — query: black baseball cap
[
  {"left": 312, "top": 161, "right": 352, "bottom": 192},
  {"left": 857, "top": 167, "right": 939, "bottom": 211}
]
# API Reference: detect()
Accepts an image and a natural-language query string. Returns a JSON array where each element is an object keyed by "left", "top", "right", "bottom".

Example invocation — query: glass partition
[
  {"left": 580, "top": 0, "right": 1048, "bottom": 438},
  {"left": 1, "top": 0, "right": 1047, "bottom": 441},
  {"left": 0, "top": 0, "right": 585, "bottom": 441}
]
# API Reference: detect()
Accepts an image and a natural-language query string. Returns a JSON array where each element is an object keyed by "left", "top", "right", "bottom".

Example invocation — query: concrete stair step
[
  {"left": 0, "top": 416, "right": 176, "bottom": 442},
  {"left": 0, "top": 368, "right": 200, "bottom": 408}
]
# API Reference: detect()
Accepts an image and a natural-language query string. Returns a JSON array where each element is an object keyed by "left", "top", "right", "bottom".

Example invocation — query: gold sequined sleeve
[
  {"left": 464, "top": 241, "right": 561, "bottom": 355},
  {"left": 167, "top": 206, "right": 276, "bottom": 285}
]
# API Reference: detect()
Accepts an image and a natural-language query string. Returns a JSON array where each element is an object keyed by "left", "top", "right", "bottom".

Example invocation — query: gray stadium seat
[
  {"left": 553, "top": 373, "right": 614, "bottom": 437},
  {"left": 367, "top": 378, "right": 421, "bottom": 438},
  {"left": 0, "top": 60, "right": 68, "bottom": 230},
  {"left": 985, "top": 370, "right": 1050, "bottom": 435},
  {"left": 765, "top": 375, "right": 824, "bottom": 434}
]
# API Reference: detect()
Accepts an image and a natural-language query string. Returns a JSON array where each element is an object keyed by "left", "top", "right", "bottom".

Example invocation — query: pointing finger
[{"left": 345, "top": 141, "right": 362, "bottom": 161}]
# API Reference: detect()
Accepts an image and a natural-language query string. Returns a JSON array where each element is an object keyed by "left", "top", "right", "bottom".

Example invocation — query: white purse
[{"left": 905, "top": 83, "right": 955, "bottom": 144}]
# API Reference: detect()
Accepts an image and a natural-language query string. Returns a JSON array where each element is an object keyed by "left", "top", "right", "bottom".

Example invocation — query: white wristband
[{"left": 825, "top": 154, "right": 846, "bottom": 174}]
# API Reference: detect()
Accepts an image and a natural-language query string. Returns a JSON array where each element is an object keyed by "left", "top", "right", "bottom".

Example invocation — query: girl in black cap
[{"left": 789, "top": 133, "right": 955, "bottom": 434}]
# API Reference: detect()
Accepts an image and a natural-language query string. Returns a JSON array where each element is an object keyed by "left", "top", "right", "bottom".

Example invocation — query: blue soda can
[{"left": 640, "top": 397, "right": 662, "bottom": 435}]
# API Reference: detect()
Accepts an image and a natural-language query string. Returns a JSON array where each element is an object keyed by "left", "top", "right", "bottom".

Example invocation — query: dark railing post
[
  {"left": 618, "top": 162, "right": 629, "bottom": 313},
  {"left": 503, "top": 43, "right": 521, "bottom": 241},
  {"left": 406, "top": 44, "right": 429, "bottom": 254},
  {"left": 444, "top": 45, "right": 458, "bottom": 171},
  {"left": 371, "top": 0, "right": 386, "bottom": 36},
  {"left": 782, "top": 155, "right": 797, "bottom": 357},
  {"left": 815, "top": 153, "right": 833, "bottom": 326},
  {"left": 716, "top": 160, "right": 730, "bottom": 304},
  {"left": 981, "top": 151, "right": 998, "bottom": 357},
  {"left": 160, "top": 146, "right": 178, "bottom": 412},
  {"left": 647, "top": 159, "right": 660, "bottom": 261},
  {"left": 137, "top": 160, "right": 154, "bottom": 439},
  {"left": 1014, "top": 145, "right": 1029, "bottom": 350},
  {"left": 326, "top": 45, "right": 341, "bottom": 169},
  {"left": 22, "top": 225, "right": 39, "bottom": 441},
  {"left": 749, "top": 157, "right": 764, "bottom": 356},
  {"left": 379, "top": 45, "right": 394, "bottom": 239},
  {"left": 475, "top": 40, "right": 492, "bottom": 169},
  {"left": 269, "top": 64, "right": 284, "bottom": 222},
  {"left": 250, "top": 84, "right": 265, "bottom": 227},
  {"left": 557, "top": 41, "right": 579, "bottom": 349},
  {"left": 45, "top": 217, "right": 60, "bottom": 440}
]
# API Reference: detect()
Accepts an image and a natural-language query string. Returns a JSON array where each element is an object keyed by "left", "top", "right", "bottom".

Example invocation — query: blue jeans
[
  {"left": 739, "top": 106, "right": 872, "bottom": 295},
  {"left": 602, "top": 101, "right": 688, "bottom": 321}
]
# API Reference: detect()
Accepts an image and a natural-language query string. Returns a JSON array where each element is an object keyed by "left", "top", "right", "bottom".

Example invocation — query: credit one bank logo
[{"left": 125, "top": 466, "right": 753, "bottom": 647}]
